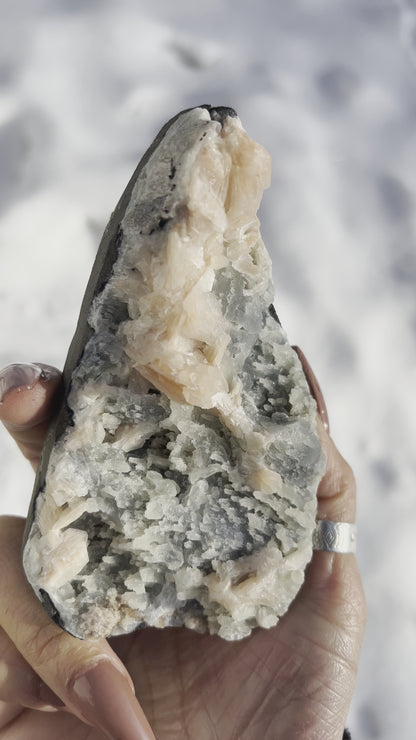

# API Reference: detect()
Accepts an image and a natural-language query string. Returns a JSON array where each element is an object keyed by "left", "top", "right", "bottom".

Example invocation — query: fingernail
[
  {"left": 67, "top": 660, "right": 156, "bottom": 740},
  {"left": 0, "top": 363, "right": 59, "bottom": 405},
  {"left": 0, "top": 364, "right": 42, "bottom": 404},
  {"left": 293, "top": 346, "right": 330, "bottom": 432}
]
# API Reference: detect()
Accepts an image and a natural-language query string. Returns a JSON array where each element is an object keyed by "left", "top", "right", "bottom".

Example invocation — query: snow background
[{"left": 1, "top": 1, "right": 415, "bottom": 736}]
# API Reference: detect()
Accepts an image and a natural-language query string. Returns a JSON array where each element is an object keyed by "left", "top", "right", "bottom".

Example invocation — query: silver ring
[{"left": 313, "top": 521, "right": 357, "bottom": 554}]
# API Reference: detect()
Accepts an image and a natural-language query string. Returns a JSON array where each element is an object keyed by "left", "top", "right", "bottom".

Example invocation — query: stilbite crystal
[{"left": 23, "top": 106, "right": 326, "bottom": 641}]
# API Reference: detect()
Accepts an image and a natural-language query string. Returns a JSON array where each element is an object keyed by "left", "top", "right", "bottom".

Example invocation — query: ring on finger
[{"left": 313, "top": 520, "right": 357, "bottom": 554}]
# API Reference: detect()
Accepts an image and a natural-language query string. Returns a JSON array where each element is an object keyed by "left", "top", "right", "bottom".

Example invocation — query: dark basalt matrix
[{"left": 23, "top": 106, "right": 326, "bottom": 641}]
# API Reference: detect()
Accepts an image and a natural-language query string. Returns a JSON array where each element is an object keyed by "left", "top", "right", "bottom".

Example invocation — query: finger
[
  {"left": 294, "top": 346, "right": 355, "bottom": 522},
  {"left": 0, "top": 364, "right": 62, "bottom": 470},
  {"left": 316, "top": 418, "right": 356, "bottom": 522},
  {"left": 0, "top": 626, "right": 64, "bottom": 712},
  {"left": 0, "top": 700, "right": 24, "bottom": 730},
  {"left": 0, "top": 516, "right": 156, "bottom": 740},
  {"left": 0, "top": 705, "right": 105, "bottom": 739},
  {"left": 291, "top": 347, "right": 366, "bottom": 733}
]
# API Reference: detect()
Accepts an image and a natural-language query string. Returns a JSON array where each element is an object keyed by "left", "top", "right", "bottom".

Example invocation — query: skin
[{"left": 0, "top": 357, "right": 366, "bottom": 740}]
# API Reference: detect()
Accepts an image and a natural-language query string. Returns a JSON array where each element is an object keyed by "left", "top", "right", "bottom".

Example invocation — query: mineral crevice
[{"left": 23, "top": 106, "right": 325, "bottom": 640}]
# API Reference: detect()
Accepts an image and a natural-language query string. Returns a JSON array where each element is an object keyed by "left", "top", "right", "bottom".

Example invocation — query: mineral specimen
[{"left": 23, "top": 105, "right": 326, "bottom": 641}]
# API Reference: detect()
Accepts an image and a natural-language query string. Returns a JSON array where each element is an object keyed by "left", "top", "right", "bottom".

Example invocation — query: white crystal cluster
[{"left": 23, "top": 108, "right": 325, "bottom": 640}]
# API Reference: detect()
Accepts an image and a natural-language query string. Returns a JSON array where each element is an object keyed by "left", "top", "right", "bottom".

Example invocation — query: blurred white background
[{"left": 1, "top": 1, "right": 415, "bottom": 736}]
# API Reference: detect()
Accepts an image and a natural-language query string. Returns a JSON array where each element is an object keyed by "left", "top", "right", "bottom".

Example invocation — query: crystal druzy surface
[{"left": 23, "top": 106, "right": 326, "bottom": 641}]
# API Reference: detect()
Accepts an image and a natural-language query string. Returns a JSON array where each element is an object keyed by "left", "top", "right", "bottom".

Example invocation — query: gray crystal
[{"left": 23, "top": 106, "right": 326, "bottom": 641}]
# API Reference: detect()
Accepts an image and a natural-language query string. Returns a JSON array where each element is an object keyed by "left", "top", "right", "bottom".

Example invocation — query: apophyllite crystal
[{"left": 23, "top": 106, "right": 325, "bottom": 641}]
